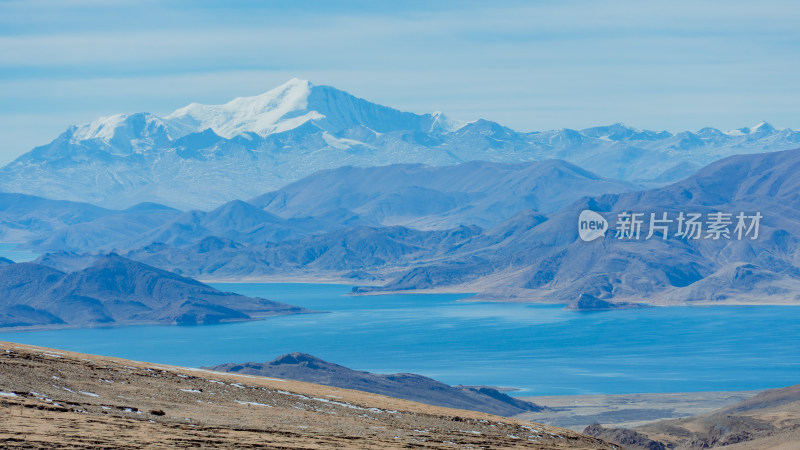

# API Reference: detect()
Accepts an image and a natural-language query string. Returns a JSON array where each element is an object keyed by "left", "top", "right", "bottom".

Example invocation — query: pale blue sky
[{"left": 1, "top": 0, "right": 799, "bottom": 164}]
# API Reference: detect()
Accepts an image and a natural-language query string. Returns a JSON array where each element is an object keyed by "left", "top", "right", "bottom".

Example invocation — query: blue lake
[
  {"left": 1, "top": 282, "right": 798, "bottom": 396},
  {"left": 0, "top": 243, "right": 38, "bottom": 262}
]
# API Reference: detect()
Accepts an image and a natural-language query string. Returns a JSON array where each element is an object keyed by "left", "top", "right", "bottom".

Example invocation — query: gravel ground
[{"left": 0, "top": 341, "right": 616, "bottom": 449}]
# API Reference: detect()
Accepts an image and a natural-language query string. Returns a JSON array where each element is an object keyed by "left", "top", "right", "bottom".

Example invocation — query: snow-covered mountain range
[{"left": 1, "top": 78, "right": 799, "bottom": 210}]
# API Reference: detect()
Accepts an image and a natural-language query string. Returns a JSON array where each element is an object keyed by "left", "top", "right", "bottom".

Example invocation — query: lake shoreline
[
  {"left": 5, "top": 243, "right": 798, "bottom": 308},
  {"left": 2, "top": 283, "right": 798, "bottom": 398},
  {"left": 202, "top": 276, "right": 800, "bottom": 306},
  {"left": 515, "top": 390, "right": 760, "bottom": 431}
]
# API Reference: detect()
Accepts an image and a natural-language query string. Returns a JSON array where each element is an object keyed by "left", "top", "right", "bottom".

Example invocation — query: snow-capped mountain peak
[
  {"left": 166, "top": 78, "right": 323, "bottom": 139},
  {"left": 726, "top": 121, "right": 778, "bottom": 136},
  {"left": 429, "top": 111, "right": 467, "bottom": 132},
  {"left": 71, "top": 112, "right": 170, "bottom": 143},
  {"left": 66, "top": 78, "right": 323, "bottom": 144},
  {"left": 750, "top": 121, "right": 776, "bottom": 133},
  {"left": 72, "top": 113, "right": 131, "bottom": 141},
  {"left": 2, "top": 78, "right": 799, "bottom": 210}
]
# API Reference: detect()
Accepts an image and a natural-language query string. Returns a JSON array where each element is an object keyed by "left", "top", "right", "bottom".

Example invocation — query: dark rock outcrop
[
  {"left": 583, "top": 423, "right": 667, "bottom": 450},
  {"left": 565, "top": 293, "right": 650, "bottom": 311}
]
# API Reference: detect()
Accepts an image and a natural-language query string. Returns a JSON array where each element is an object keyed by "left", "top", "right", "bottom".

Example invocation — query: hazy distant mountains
[
  {"left": 4, "top": 145, "right": 800, "bottom": 305},
  {"left": 17, "top": 159, "right": 634, "bottom": 253},
  {"left": 121, "top": 225, "right": 484, "bottom": 279},
  {"left": 2, "top": 196, "right": 181, "bottom": 250},
  {"left": 0, "top": 254, "right": 306, "bottom": 328},
  {"left": 9, "top": 147, "right": 800, "bottom": 306},
  {"left": 0, "top": 193, "right": 143, "bottom": 243},
  {"left": 86, "top": 147, "right": 800, "bottom": 307},
  {"left": 1, "top": 78, "right": 798, "bottom": 209},
  {"left": 251, "top": 159, "right": 637, "bottom": 229},
  {"left": 204, "top": 352, "right": 544, "bottom": 417},
  {"left": 366, "top": 148, "right": 800, "bottom": 305}
]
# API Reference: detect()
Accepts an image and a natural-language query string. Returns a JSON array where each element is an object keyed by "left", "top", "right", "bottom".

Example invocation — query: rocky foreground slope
[{"left": 0, "top": 342, "right": 614, "bottom": 449}]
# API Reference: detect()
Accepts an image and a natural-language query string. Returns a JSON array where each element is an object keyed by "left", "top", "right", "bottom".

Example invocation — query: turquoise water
[
  {"left": 0, "top": 243, "right": 38, "bottom": 262},
  {"left": 1, "top": 282, "right": 798, "bottom": 396}
]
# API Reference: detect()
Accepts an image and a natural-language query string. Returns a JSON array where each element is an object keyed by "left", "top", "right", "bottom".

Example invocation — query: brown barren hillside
[
  {"left": 585, "top": 383, "right": 800, "bottom": 449},
  {"left": 0, "top": 341, "right": 614, "bottom": 449}
]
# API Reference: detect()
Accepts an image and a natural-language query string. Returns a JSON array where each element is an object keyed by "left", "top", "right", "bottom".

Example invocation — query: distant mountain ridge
[
  {"left": 27, "top": 147, "right": 800, "bottom": 306},
  {"left": 366, "top": 147, "right": 800, "bottom": 304},
  {"left": 1, "top": 78, "right": 798, "bottom": 209},
  {"left": 0, "top": 192, "right": 180, "bottom": 246},
  {"left": 119, "top": 225, "right": 484, "bottom": 279},
  {"left": 19, "top": 160, "right": 635, "bottom": 253},
  {"left": 251, "top": 159, "right": 638, "bottom": 230},
  {"left": 99, "top": 147, "right": 800, "bottom": 306}
]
